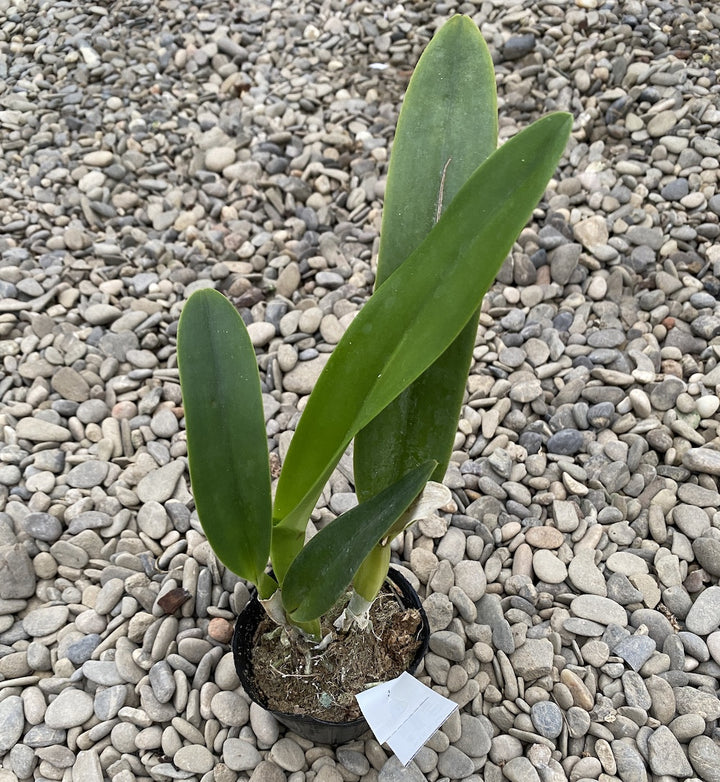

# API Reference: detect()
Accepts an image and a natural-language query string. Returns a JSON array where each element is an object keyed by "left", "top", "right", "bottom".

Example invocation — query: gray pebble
[
  {"left": 647, "top": 725, "right": 693, "bottom": 777},
  {"left": 211, "top": 691, "right": 249, "bottom": 727},
  {"left": 23, "top": 604, "right": 69, "bottom": 636},
  {"left": 24, "top": 724, "right": 67, "bottom": 747},
  {"left": 67, "top": 510, "right": 111, "bottom": 534},
  {"left": 510, "top": 639, "right": 554, "bottom": 680},
  {"left": 429, "top": 630, "right": 465, "bottom": 662},
  {"left": 76, "top": 399, "right": 110, "bottom": 424},
  {"left": 437, "top": 746, "right": 474, "bottom": 779},
  {"left": 614, "top": 634, "right": 656, "bottom": 671},
  {"left": 436, "top": 527, "right": 466, "bottom": 565},
  {"left": 661, "top": 178, "right": 689, "bottom": 201},
  {"left": 136, "top": 460, "right": 186, "bottom": 503},
  {"left": 149, "top": 660, "right": 176, "bottom": 703},
  {"left": 151, "top": 408, "right": 180, "bottom": 438},
  {"left": 283, "top": 354, "right": 330, "bottom": 395},
  {"left": 566, "top": 706, "right": 591, "bottom": 738},
  {"left": 549, "top": 244, "right": 581, "bottom": 285},
  {"left": 336, "top": 748, "right": 370, "bottom": 776},
  {"left": 689, "top": 735, "right": 720, "bottom": 782},
  {"left": 454, "top": 560, "right": 486, "bottom": 601},
  {"left": 684, "top": 448, "right": 720, "bottom": 476},
  {"left": 94, "top": 578, "right": 125, "bottom": 615},
  {"left": 45, "top": 688, "right": 94, "bottom": 729},
  {"left": 73, "top": 749, "right": 103, "bottom": 782},
  {"left": 693, "top": 537, "right": 720, "bottom": 576},
  {"left": 669, "top": 713, "right": 705, "bottom": 742},
  {"left": 454, "top": 713, "right": 491, "bottom": 758},
  {"left": 547, "top": 429, "right": 584, "bottom": 455},
  {"left": 139, "top": 684, "right": 176, "bottom": 722},
  {"left": 489, "top": 734, "right": 523, "bottom": 765},
  {"left": 571, "top": 595, "right": 627, "bottom": 627},
  {"left": 9, "top": 744, "right": 36, "bottom": 778},
  {"left": 23, "top": 511, "right": 63, "bottom": 542},
  {"left": 532, "top": 549, "right": 567, "bottom": 584},
  {"left": 268, "top": 737, "right": 305, "bottom": 772},
  {"left": 0, "top": 696, "right": 25, "bottom": 752},
  {"left": 66, "top": 460, "right": 109, "bottom": 488},
  {"left": 674, "top": 504, "right": 711, "bottom": 538},
  {"left": 249, "top": 761, "right": 287, "bottom": 782},
  {"left": 622, "top": 670, "right": 652, "bottom": 710},
  {"left": 530, "top": 701, "right": 563, "bottom": 739},
  {"left": 423, "top": 593, "right": 454, "bottom": 633},
  {"left": 84, "top": 303, "right": 122, "bottom": 325},
  {"left": 611, "top": 739, "right": 649, "bottom": 782},
  {"left": 477, "top": 594, "right": 515, "bottom": 653},
  {"left": 630, "top": 609, "right": 674, "bottom": 647},
  {"left": 0, "top": 543, "right": 37, "bottom": 599},
  {"left": 378, "top": 757, "right": 426, "bottom": 782},
  {"left": 83, "top": 660, "right": 124, "bottom": 686},
  {"left": 15, "top": 417, "right": 71, "bottom": 442},
  {"left": 685, "top": 586, "right": 720, "bottom": 635},
  {"left": 675, "top": 686, "right": 720, "bottom": 719},
  {"left": 503, "top": 34, "right": 535, "bottom": 60},
  {"left": 175, "top": 744, "right": 216, "bottom": 774},
  {"left": 66, "top": 634, "right": 102, "bottom": 665},
  {"left": 94, "top": 684, "right": 127, "bottom": 720},
  {"left": 606, "top": 572, "right": 644, "bottom": 605}
]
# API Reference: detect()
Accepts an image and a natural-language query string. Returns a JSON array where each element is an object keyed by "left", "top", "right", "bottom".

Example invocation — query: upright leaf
[
  {"left": 377, "top": 16, "right": 497, "bottom": 277},
  {"left": 272, "top": 112, "right": 573, "bottom": 576},
  {"left": 355, "top": 15, "right": 498, "bottom": 500},
  {"left": 177, "top": 288, "right": 273, "bottom": 591},
  {"left": 282, "top": 461, "right": 436, "bottom": 623}
]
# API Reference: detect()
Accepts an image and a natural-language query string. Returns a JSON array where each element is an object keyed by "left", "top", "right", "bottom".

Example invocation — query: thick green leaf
[
  {"left": 377, "top": 16, "right": 498, "bottom": 279},
  {"left": 355, "top": 14, "right": 498, "bottom": 500},
  {"left": 282, "top": 461, "right": 436, "bottom": 623},
  {"left": 272, "top": 111, "right": 572, "bottom": 565},
  {"left": 177, "top": 288, "right": 272, "bottom": 590}
]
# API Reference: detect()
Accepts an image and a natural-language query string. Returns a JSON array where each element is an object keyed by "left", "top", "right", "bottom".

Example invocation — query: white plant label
[{"left": 356, "top": 672, "right": 458, "bottom": 765}]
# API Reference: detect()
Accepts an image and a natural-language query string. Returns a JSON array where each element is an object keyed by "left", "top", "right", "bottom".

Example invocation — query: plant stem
[
  {"left": 353, "top": 543, "right": 392, "bottom": 603},
  {"left": 257, "top": 571, "right": 279, "bottom": 601}
]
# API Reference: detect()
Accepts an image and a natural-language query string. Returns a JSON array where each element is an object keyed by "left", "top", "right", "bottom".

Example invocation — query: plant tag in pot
[{"left": 356, "top": 672, "right": 458, "bottom": 765}]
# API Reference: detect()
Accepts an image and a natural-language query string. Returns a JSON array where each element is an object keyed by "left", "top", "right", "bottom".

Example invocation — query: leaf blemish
[{"left": 435, "top": 157, "right": 452, "bottom": 223}]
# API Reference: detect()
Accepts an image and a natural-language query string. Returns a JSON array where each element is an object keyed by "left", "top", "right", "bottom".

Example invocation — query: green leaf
[
  {"left": 282, "top": 461, "right": 436, "bottom": 623},
  {"left": 355, "top": 15, "right": 499, "bottom": 499},
  {"left": 353, "top": 16, "right": 494, "bottom": 601},
  {"left": 272, "top": 111, "right": 572, "bottom": 560},
  {"left": 377, "top": 16, "right": 498, "bottom": 280},
  {"left": 177, "top": 288, "right": 272, "bottom": 589}
]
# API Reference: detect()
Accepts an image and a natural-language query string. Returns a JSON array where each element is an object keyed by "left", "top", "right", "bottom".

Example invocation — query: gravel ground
[{"left": 1, "top": 0, "right": 720, "bottom": 780}]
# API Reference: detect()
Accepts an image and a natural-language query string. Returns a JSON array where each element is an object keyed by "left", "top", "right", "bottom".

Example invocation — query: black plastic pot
[{"left": 232, "top": 568, "right": 429, "bottom": 745}]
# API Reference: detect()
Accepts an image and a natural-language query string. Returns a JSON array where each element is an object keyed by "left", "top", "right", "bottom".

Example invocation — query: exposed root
[{"left": 334, "top": 590, "right": 374, "bottom": 633}]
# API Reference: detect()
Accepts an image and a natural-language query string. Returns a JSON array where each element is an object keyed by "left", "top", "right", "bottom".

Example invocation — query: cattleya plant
[{"left": 177, "top": 16, "right": 571, "bottom": 642}]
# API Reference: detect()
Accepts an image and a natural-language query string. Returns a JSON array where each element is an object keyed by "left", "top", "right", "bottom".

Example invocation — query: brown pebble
[
  {"left": 661, "top": 359, "right": 683, "bottom": 378},
  {"left": 157, "top": 587, "right": 191, "bottom": 614},
  {"left": 536, "top": 265, "right": 551, "bottom": 285},
  {"left": 208, "top": 618, "right": 234, "bottom": 643},
  {"left": 524, "top": 526, "right": 565, "bottom": 549},
  {"left": 560, "top": 668, "right": 594, "bottom": 710},
  {"left": 112, "top": 400, "right": 138, "bottom": 419},
  {"left": 512, "top": 542, "right": 533, "bottom": 578},
  {"left": 684, "top": 569, "right": 710, "bottom": 593}
]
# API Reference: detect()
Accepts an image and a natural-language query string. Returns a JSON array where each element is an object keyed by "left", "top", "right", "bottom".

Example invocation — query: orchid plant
[{"left": 177, "top": 16, "right": 571, "bottom": 642}]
